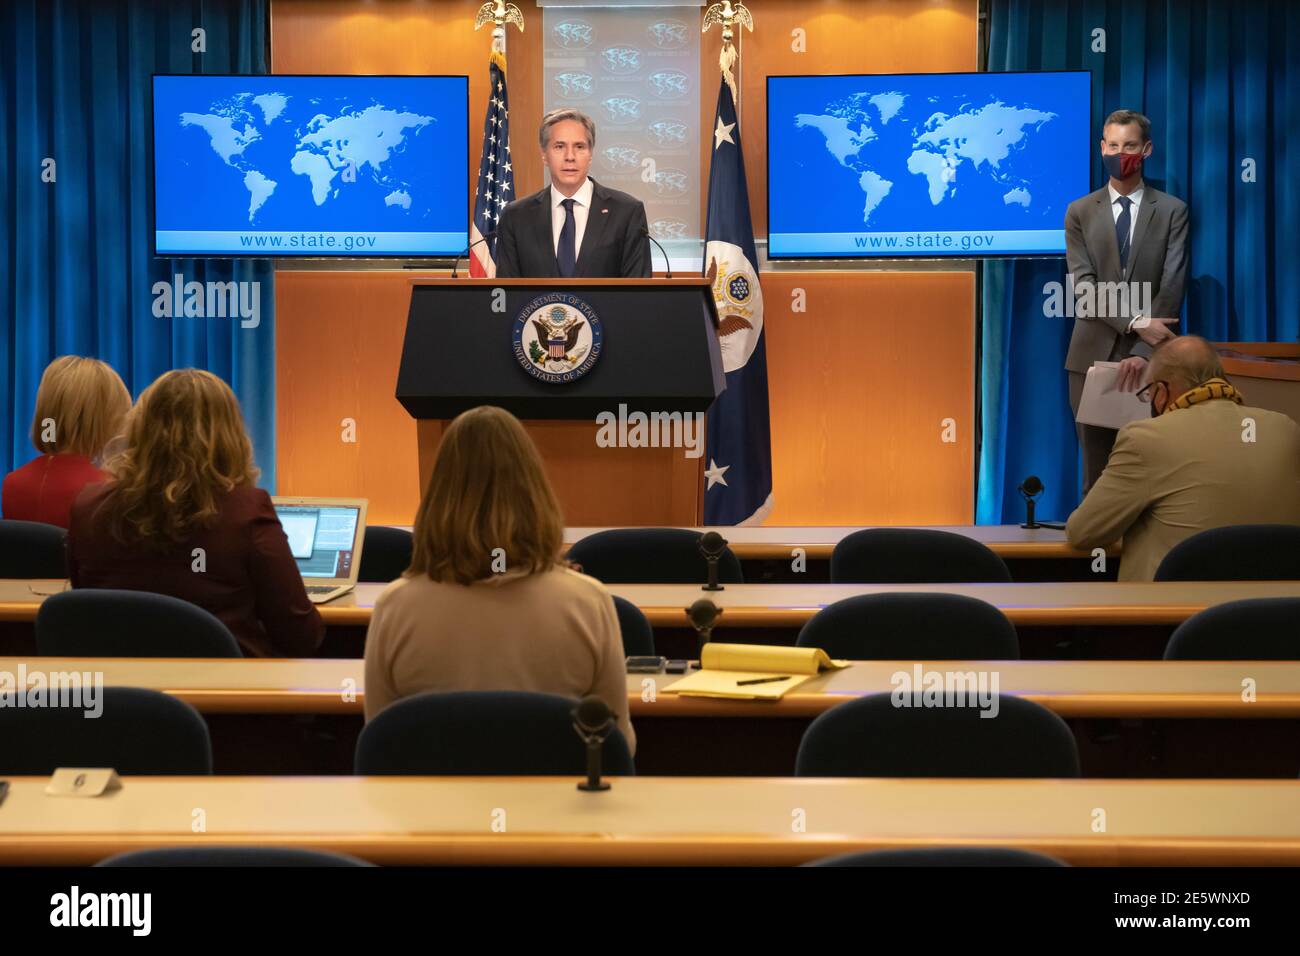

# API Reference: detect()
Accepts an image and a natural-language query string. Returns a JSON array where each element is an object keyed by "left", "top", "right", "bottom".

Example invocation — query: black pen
[{"left": 736, "top": 675, "right": 792, "bottom": 686}]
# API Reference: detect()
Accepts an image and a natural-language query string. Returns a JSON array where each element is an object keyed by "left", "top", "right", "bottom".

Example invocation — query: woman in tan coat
[{"left": 363, "top": 405, "right": 634, "bottom": 753}]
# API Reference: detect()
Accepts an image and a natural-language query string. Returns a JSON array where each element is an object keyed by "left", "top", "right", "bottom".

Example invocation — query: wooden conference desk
[
  {"left": 564, "top": 523, "right": 1099, "bottom": 560},
  {"left": 5, "top": 579, "right": 1296, "bottom": 629},
  {"left": 5, "top": 657, "right": 1298, "bottom": 778},
  {"left": 4, "top": 579, "right": 1298, "bottom": 661},
  {"left": 6, "top": 656, "right": 1297, "bottom": 719},
  {"left": 3, "top": 776, "right": 1297, "bottom": 866}
]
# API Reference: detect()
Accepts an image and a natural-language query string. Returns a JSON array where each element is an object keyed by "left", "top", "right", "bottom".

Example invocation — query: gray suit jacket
[{"left": 1063, "top": 183, "right": 1189, "bottom": 374}]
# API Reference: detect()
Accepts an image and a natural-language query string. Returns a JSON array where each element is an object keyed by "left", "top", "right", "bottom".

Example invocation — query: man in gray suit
[{"left": 1064, "top": 109, "right": 1189, "bottom": 493}]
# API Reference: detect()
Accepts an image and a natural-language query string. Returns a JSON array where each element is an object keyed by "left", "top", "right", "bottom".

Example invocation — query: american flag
[{"left": 469, "top": 51, "right": 514, "bottom": 277}]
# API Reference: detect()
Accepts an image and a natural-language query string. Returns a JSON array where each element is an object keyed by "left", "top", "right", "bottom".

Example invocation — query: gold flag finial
[
  {"left": 702, "top": 2, "right": 753, "bottom": 100},
  {"left": 474, "top": 1, "right": 525, "bottom": 54}
]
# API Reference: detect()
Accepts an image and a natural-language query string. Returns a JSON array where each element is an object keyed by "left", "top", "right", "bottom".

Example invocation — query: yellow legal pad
[{"left": 663, "top": 643, "right": 850, "bottom": 700}]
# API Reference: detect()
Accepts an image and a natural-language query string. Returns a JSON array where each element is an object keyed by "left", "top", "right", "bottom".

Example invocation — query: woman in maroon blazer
[
  {"left": 2, "top": 356, "right": 131, "bottom": 528},
  {"left": 67, "top": 369, "right": 322, "bottom": 657}
]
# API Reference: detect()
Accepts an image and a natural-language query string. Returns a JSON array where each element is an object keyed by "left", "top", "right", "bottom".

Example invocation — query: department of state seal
[{"left": 512, "top": 293, "right": 604, "bottom": 384}]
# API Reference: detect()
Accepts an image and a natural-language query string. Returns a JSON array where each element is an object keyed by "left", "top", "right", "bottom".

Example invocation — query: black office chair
[
  {"left": 0, "top": 518, "right": 67, "bottom": 578},
  {"left": 830, "top": 528, "right": 1012, "bottom": 583},
  {"left": 795, "top": 692, "right": 1079, "bottom": 778},
  {"left": 96, "top": 847, "right": 373, "bottom": 867},
  {"left": 566, "top": 528, "right": 743, "bottom": 584},
  {"left": 796, "top": 592, "right": 1018, "bottom": 659},
  {"left": 358, "top": 526, "right": 413, "bottom": 583},
  {"left": 1154, "top": 524, "right": 1300, "bottom": 581},
  {"left": 613, "top": 594, "right": 656, "bottom": 656},
  {"left": 805, "top": 847, "right": 1067, "bottom": 867},
  {"left": 355, "top": 690, "right": 635, "bottom": 775},
  {"left": 35, "top": 589, "right": 242, "bottom": 657},
  {"left": 0, "top": 687, "right": 212, "bottom": 774},
  {"left": 1163, "top": 597, "right": 1300, "bottom": 660}
]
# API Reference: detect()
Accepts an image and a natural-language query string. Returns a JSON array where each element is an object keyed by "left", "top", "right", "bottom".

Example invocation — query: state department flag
[
  {"left": 470, "top": 51, "right": 514, "bottom": 277},
  {"left": 702, "top": 77, "right": 773, "bottom": 525}
]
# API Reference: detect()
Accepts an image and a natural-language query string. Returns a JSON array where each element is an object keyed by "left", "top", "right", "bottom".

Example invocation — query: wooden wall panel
[
  {"left": 276, "top": 269, "right": 974, "bottom": 525},
  {"left": 275, "top": 272, "right": 420, "bottom": 525},
  {"left": 762, "top": 272, "right": 974, "bottom": 524}
]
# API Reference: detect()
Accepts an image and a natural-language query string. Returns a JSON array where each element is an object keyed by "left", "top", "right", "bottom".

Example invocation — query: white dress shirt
[
  {"left": 1108, "top": 180, "right": 1146, "bottom": 331},
  {"left": 551, "top": 177, "right": 593, "bottom": 260}
]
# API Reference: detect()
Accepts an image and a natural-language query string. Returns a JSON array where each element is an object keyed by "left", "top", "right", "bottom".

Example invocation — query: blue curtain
[
  {"left": 0, "top": 0, "right": 276, "bottom": 489},
  {"left": 978, "top": 0, "right": 1300, "bottom": 523}
]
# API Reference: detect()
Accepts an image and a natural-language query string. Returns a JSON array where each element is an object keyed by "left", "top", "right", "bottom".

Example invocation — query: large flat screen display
[
  {"left": 152, "top": 74, "right": 468, "bottom": 257},
  {"left": 767, "top": 71, "right": 1091, "bottom": 259}
]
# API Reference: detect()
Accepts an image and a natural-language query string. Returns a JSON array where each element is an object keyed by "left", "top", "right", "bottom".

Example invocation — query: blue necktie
[
  {"left": 1115, "top": 195, "right": 1132, "bottom": 271},
  {"left": 557, "top": 198, "right": 577, "bottom": 277}
]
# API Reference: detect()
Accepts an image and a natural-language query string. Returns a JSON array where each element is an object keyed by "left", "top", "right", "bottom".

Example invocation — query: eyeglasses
[{"left": 1135, "top": 380, "right": 1168, "bottom": 404}]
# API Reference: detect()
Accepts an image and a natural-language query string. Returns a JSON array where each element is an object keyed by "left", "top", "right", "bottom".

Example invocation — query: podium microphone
[
  {"left": 572, "top": 695, "right": 616, "bottom": 792},
  {"left": 451, "top": 230, "right": 497, "bottom": 278},
  {"left": 698, "top": 531, "right": 728, "bottom": 591},
  {"left": 640, "top": 227, "right": 673, "bottom": 278}
]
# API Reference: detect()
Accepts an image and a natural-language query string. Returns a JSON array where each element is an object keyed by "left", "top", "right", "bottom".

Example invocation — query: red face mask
[{"left": 1102, "top": 151, "right": 1144, "bottom": 180}]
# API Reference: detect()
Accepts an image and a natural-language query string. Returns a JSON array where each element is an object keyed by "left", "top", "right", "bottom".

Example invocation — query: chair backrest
[
  {"left": 1154, "top": 524, "right": 1300, "bottom": 581},
  {"left": 96, "top": 847, "right": 372, "bottom": 867},
  {"left": 0, "top": 687, "right": 212, "bottom": 774},
  {"left": 804, "top": 847, "right": 1067, "bottom": 867},
  {"left": 795, "top": 692, "right": 1079, "bottom": 778},
  {"left": 355, "top": 690, "right": 635, "bottom": 775},
  {"left": 0, "top": 518, "right": 68, "bottom": 578},
  {"left": 566, "top": 528, "right": 743, "bottom": 584},
  {"left": 830, "top": 528, "right": 1012, "bottom": 583},
  {"left": 796, "top": 592, "right": 1018, "bottom": 660},
  {"left": 613, "top": 594, "right": 656, "bottom": 656},
  {"left": 359, "top": 526, "right": 414, "bottom": 583},
  {"left": 35, "top": 589, "right": 241, "bottom": 658},
  {"left": 1164, "top": 597, "right": 1300, "bottom": 660}
]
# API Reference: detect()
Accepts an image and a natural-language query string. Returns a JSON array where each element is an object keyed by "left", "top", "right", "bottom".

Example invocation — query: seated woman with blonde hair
[
  {"left": 67, "top": 369, "right": 322, "bottom": 657},
  {"left": 364, "top": 405, "right": 634, "bottom": 752},
  {"left": 2, "top": 356, "right": 131, "bottom": 528}
]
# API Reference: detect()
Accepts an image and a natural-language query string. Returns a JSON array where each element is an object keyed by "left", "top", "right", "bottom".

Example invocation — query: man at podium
[{"left": 495, "top": 108, "right": 652, "bottom": 279}]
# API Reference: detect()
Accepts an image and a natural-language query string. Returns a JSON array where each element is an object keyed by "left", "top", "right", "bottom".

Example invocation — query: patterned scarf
[{"left": 1162, "top": 377, "right": 1244, "bottom": 415}]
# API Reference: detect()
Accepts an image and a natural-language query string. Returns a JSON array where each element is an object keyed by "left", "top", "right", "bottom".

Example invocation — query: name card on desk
[{"left": 45, "top": 768, "right": 122, "bottom": 798}]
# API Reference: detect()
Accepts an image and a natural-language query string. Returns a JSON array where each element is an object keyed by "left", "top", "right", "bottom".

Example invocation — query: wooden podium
[
  {"left": 396, "top": 278, "right": 724, "bottom": 526},
  {"left": 1217, "top": 342, "right": 1300, "bottom": 424}
]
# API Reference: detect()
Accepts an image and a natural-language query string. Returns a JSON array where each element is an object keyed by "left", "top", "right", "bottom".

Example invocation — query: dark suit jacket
[
  {"left": 67, "top": 483, "right": 324, "bottom": 658},
  {"left": 494, "top": 178, "right": 652, "bottom": 278},
  {"left": 1063, "top": 183, "right": 1189, "bottom": 374}
]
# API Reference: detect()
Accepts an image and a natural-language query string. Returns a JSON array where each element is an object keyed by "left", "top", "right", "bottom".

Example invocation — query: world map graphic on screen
[
  {"left": 153, "top": 75, "right": 468, "bottom": 256},
  {"left": 767, "top": 72, "right": 1091, "bottom": 258}
]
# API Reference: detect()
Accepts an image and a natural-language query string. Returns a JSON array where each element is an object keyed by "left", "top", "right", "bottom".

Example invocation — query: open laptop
[{"left": 272, "top": 497, "right": 368, "bottom": 604}]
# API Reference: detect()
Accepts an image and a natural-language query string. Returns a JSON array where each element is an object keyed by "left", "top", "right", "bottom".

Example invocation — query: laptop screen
[{"left": 274, "top": 504, "right": 361, "bottom": 579}]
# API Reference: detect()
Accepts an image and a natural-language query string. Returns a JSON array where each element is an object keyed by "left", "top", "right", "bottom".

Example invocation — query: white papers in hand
[{"left": 1075, "top": 361, "right": 1149, "bottom": 429}]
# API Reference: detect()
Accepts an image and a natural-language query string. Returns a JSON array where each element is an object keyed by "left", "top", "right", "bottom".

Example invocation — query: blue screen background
[
  {"left": 153, "top": 75, "right": 468, "bottom": 256},
  {"left": 767, "top": 72, "right": 1091, "bottom": 257}
]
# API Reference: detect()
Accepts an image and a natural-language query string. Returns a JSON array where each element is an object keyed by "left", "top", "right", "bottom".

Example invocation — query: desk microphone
[
  {"left": 572, "top": 695, "right": 616, "bottom": 792},
  {"left": 1019, "top": 475, "right": 1044, "bottom": 529},
  {"left": 640, "top": 227, "right": 673, "bottom": 278},
  {"left": 685, "top": 598, "right": 722, "bottom": 659},
  {"left": 451, "top": 230, "right": 497, "bottom": 278},
  {"left": 698, "top": 531, "right": 728, "bottom": 591},
  {"left": 1017, "top": 475, "right": 1066, "bottom": 530}
]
